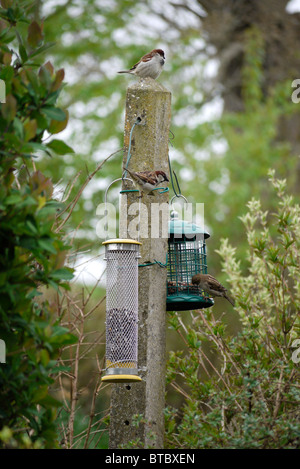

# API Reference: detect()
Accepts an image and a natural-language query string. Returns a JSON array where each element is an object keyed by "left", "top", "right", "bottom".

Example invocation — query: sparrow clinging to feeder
[
  {"left": 118, "top": 49, "right": 165, "bottom": 80},
  {"left": 192, "top": 273, "right": 235, "bottom": 306},
  {"left": 124, "top": 167, "right": 169, "bottom": 198}
]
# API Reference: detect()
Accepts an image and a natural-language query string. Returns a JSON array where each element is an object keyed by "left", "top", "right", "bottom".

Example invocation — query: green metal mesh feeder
[{"left": 167, "top": 208, "right": 214, "bottom": 311}]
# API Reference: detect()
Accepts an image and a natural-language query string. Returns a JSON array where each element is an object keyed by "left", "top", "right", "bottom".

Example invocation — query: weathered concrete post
[{"left": 108, "top": 78, "right": 171, "bottom": 449}]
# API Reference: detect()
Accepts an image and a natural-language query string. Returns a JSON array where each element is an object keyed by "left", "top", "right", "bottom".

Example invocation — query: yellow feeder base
[
  {"left": 101, "top": 374, "right": 142, "bottom": 383},
  {"left": 102, "top": 361, "right": 141, "bottom": 383}
]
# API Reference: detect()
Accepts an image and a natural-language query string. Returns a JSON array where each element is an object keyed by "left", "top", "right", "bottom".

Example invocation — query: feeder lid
[
  {"left": 168, "top": 211, "right": 210, "bottom": 239},
  {"left": 102, "top": 238, "right": 142, "bottom": 246}
]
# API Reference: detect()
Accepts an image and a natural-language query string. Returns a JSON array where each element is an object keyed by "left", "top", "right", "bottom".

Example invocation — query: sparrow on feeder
[
  {"left": 124, "top": 167, "right": 169, "bottom": 197},
  {"left": 192, "top": 273, "right": 235, "bottom": 306}
]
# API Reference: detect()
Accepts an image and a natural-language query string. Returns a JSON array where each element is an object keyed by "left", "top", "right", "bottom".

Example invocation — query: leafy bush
[
  {"left": 0, "top": 0, "right": 77, "bottom": 448},
  {"left": 165, "top": 171, "right": 300, "bottom": 449}
]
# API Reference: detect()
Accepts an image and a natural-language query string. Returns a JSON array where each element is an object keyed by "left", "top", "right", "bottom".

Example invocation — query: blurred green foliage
[
  {"left": 1, "top": 0, "right": 300, "bottom": 449},
  {"left": 33, "top": 2, "right": 299, "bottom": 275},
  {"left": 0, "top": 0, "right": 77, "bottom": 448},
  {"left": 165, "top": 173, "right": 300, "bottom": 448}
]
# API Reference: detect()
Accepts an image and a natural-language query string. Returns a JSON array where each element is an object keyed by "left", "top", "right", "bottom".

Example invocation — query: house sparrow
[
  {"left": 123, "top": 167, "right": 169, "bottom": 197},
  {"left": 118, "top": 49, "right": 165, "bottom": 80},
  {"left": 192, "top": 273, "right": 235, "bottom": 306}
]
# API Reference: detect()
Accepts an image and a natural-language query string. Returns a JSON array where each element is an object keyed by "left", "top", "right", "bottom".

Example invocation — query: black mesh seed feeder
[{"left": 166, "top": 196, "right": 214, "bottom": 311}]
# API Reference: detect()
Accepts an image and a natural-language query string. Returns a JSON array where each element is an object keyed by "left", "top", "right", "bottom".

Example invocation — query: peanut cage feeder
[
  {"left": 167, "top": 210, "right": 214, "bottom": 311},
  {"left": 101, "top": 239, "right": 142, "bottom": 383}
]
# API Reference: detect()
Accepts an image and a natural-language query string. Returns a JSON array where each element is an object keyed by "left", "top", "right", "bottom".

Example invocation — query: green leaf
[
  {"left": 51, "top": 68, "right": 65, "bottom": 91},
  {"left": 32, "top": 385, "right": 48, "bottom": 404},
  {"left": 1, "top": 93, "right": 16, "bottom": 121},
  {"left": 13, "top": 117, "right": 24, "bottom": 140},
  {"left": 49, "top": 330, "right": 78, "bottom": 346},
  {"left": 39, "top": 348, "right": 50, "bottom": 366},
  {"left": 2, "top": 51, "right": 11, "bottom": 65},
  {"left": 38, "top": 65, "right": 52, "bottom": 89},
  {"left": 19, "top": 236, "right": 38, "bottom": 250},
  {"left": 28, "top": 42, "right": 55, "bottom": 59},
  {"left": 19, "top": 43, "right": 28, "bottom": 63},
  {"left": 50, "top": 268, "right": 74, "bottom": 281},
  {"left": 48, "top": 109, "right": 69, "bottom": 134},
  {"left": 0, "top": 0, "right": 14, "bottom": 7},
  {"left": 0, "top": 28, "right": 15, "bottom": 44},
  {"left": 38, "top": 238, "right": 57, "bottom": 254},
  {"left": 42, "top": 106, "right": 66, "bottom": 121},
  {"left": 25, "top": 68, "right": 40, "bottom": 95},
  {"left": 0, "top": 64, "right": 14, "bottom": 81},
  {"left": 28, "top": 142, "right": 52, "bottom": 156},
  {"left": 47, "top": 139, "right": 74, "bottom": 155},
  {"left": 24, "top": 119, "right": 37, "bottom": 141},
  {"left": 25, "top": 219, "right": 38, "bottom": 234},
  {"left": 27, "top": 21, "right": 44, "bottom": 47},
  {"left": 5, "top": 194, "right": 22, "bottom": 204},
  {"left": 47, "top": 279, "right": 60, "bottom": 291},
  {"left": 44, "top": 89, "right": 61, "bottom": 106},
  {"left": 38, "top": 394, "right": 63, "bottom": 408}
]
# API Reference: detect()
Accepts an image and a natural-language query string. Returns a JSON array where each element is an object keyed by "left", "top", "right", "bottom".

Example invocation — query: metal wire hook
[
  {"left": 104, "top": 177, "right": 133, "bottom": 206},
  {"left": 104, "top": 177, "right": 134, "bottom": 240},
  {"left": 123, "top": 117, "right": 143, "bottom": 179},
  {"left": 169, "top": 129, "right": 175, "bottom": 147},
  {"left": 170, "top": 194, "right": 189, "bottom": 209}
]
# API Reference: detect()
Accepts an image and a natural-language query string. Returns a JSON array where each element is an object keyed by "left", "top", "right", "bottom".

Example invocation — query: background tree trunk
[
  {"left": 196, "top": 0, "right": 300, "bottom": 186},
  {"left": 198, "top": 0, "right": 300, "bottom": 109}
]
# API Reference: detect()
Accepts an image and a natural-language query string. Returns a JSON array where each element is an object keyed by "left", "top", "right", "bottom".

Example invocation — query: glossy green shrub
[{"left": 0, "top": 0, "right": 76, "bottom": 448}]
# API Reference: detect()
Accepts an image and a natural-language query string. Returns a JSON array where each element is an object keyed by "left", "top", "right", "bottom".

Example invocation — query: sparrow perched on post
[
  {"left": 118, "top": 49, "right": 165, "bottom": 79},
  {"left": 192, "top": 273, "right": 235, "bottom": 306},
  {"left": 124, "top": 167, "right": 169, "bottom": 197}
]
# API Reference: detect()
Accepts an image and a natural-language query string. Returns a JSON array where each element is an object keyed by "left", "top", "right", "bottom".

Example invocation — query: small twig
[
  {"left": 170, "top": 382, "right": 191, "bottom": 401},
  {"left": 85, "top": 296, "right": 106, "bottom": 320},
  {"left": 31, "top": 156, "right": 37, "bottom": 172},
  {"left": 83, "top": 375, "right": 101, "bottom": 449},
  {"left": 199, "top": 347, "right": 243, "bottom": 412},
  {"left": 61, "top": 171, "right": 83, "bottom": 204},
  {"left": 68, "top": 300, "right": 84, "bottom": 447},
  {"left": 197, "top": 309, "right": 242, "bottom": 376},
  {"left": 55, "top": 148, "right": 122, "bottom": 233}
]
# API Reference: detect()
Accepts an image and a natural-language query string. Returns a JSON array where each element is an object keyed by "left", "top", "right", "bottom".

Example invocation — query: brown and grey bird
[
  {"left": 118, "top": 49, "right": 165, "bottom": 79},
  {"left": 192, "top": 273, "right": 235, "bottom": 306},
  {"left": 124, "top": 167, "right": 169, "bottom": 197}
]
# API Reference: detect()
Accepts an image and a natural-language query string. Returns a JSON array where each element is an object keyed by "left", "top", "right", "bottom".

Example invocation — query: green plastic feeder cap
[{"left": 168, "top": 210, "right": 210, "bottom": 239}]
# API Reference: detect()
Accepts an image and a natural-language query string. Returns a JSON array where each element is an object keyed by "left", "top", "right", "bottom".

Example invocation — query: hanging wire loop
[
  {"left": 122, "top": 116, "right": 169, "bottom": 195},
  {"left": 104, "top": 177, "right": 134, "bottom": 241},
  {"left": 123, "top": 117, "right": 143, "bottom": 180},
  {"left": 168, "top": 155, "right": 182, "bottom": 198},
  {"left": 170, "top": 194, "right": 188, "bottom": 206}
]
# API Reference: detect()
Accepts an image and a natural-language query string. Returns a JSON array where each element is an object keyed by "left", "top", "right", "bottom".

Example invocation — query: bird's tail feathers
[
  {"left": 123, "top": 166, "right": 133, "bottom": 176},
  {"left": 225, "top": 294, "right": 235, "bottom": 306}
]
